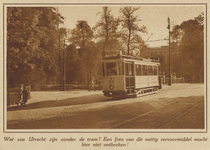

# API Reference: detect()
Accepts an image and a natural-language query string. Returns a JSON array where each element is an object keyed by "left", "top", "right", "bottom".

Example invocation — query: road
[{"left": 7, "top": 84, "right": 204, "bottom": 129}]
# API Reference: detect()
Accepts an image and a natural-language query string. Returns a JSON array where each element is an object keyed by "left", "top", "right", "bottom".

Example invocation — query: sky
[{"left": 58, "top": 5, "right": 204, "bottom": 47}]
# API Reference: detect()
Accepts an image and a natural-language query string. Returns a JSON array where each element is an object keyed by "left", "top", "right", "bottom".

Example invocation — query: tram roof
[{"left": 103, "top": 54, "right": 159, "bottom": 63}]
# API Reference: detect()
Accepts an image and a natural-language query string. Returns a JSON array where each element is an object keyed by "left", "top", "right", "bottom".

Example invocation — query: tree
[
  {"left": 7, "top": 7, "right": 64, "bottom": 88},
  {"left": 65, "top": 44, "right": 80, "bottom": 83},
  {"left": 69, "top": 21, "right": 99, "bottom": 84},
  {"left": 93, "top": 7, "right": 120, "bottom": 55},
  {"left": 73, "top": 41, "right": 101, "bottom": 85},
  {"left": 171, "top": 13, "right": 204, "bottom": 82},
  {"left": 55, "top": 27, "right": 68, "bottom": 84},
  {"left": 69, "top": 20, "right": 93, "bottom": 57},
  {"left": 119, "top": 7, "right": 147, "bottom": 56}
]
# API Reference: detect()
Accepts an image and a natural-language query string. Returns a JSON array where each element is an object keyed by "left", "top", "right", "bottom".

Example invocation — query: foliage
[
  {"left": 93, "top": 7, "right": 120, "bottom": 54},
  {"left": 69, "top": 20, "right": 102, "bottom": 84},
  {"left": 7, "top": 7, "right": 149, "bottom": 89},
  {"left": 65, "top": 44, "right": 80, "bottom": 83},
  {"left": 171, "top": 13, "right": 204, "bottom": 82},
  {"left": 69, "top": 20, "right": 93, "bottom": 57},
  {"left": 7, "top": 7, "right": 64, "bottom": 88},
  {"left": 74, "top": 41, "right": 102, "bottom": 84},
  {"left": 118, "top": 7, "right": 147, "bottom": 56}
]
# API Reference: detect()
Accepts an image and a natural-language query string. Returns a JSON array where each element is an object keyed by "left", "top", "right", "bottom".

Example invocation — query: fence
[{"left": 161, "top": 77, "right": 185, "bottom": 85}]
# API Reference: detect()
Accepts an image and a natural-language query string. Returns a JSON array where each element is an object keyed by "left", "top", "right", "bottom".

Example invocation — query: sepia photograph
[{"left": 1, "top": 1, "right": 209, "bottom": 150}]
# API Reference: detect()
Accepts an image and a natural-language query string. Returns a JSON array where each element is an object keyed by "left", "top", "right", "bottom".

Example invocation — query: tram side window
[
  {"left": 136, "top": 64, "right": 142, "bottom": 76},
  {"left": 148, "top": 66, "right": 153, "bottom": 75},
  {"left": 106, "top": 62, "right": 117, "bottom": 76},
  {"left": 142, "top": 65, "right": 147, "bottom": 75},
  {"left": 153, "top": 66, "right": 157, "bottom": 75}
]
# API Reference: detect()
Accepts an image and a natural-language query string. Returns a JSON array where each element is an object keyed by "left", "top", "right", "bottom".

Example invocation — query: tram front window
[{"left": 106, "top": 62, "right": 117, "bottom": 76}]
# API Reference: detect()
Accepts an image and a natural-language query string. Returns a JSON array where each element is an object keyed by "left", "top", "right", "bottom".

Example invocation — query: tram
[{"left": 102, "top": 52, "right": 161, "bottom": 98}]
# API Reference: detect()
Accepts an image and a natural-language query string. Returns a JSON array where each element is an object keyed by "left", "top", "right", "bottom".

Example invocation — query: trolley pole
[{"left": 167, "top": 17, "right": 171, "bottom": 86}]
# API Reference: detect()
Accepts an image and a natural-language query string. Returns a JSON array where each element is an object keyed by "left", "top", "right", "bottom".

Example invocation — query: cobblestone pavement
[
  {"left": 158, "top": 99, "right": 204, "bottom": 129},
  {"left": 112, "top": 96, "right": 204, "bottom": 129},
  {"left": 6, "top": 84, "right": 204, "bottom": 129}
]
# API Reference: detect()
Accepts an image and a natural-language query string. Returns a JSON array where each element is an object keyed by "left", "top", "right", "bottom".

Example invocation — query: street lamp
[
  {"left": 63, "top": 38, "right": 68, "bottom": 91},
  {"left": 167, "top": 17, "right": 171, "bottom": 86}
]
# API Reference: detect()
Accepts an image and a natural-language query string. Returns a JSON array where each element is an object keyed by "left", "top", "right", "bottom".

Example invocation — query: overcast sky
[{"left": 58, "top": 5, "right": 204, "bottom": 47}]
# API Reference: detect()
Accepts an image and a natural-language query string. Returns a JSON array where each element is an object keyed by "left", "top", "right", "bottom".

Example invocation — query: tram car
[{"left": 102, "top": 52, "right": 161, "bottom": 98}]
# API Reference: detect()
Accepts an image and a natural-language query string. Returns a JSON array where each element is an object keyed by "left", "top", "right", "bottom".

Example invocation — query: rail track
[{"left": 110, "top": 98, "right": 204, "bottom": 129}]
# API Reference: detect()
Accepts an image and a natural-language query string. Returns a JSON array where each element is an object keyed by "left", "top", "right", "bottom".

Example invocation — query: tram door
[{"left": 125, "top": 62, "right": 134, "bottom": 94}]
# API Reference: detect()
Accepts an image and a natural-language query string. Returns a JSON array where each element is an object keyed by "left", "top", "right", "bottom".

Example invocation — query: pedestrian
[
  {"left": 88, "top": 76, "right": 95, "bottom": 91},
  {"left": 17, "top": 84, "right": 23, "bottom": 106},
  {"left": 22, "top": 86, "right": 28, "bottom": 106}
]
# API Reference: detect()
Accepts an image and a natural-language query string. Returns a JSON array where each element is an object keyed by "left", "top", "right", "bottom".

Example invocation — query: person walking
[
  {"left": 17, "top": 84, "right": 23, "bottom": 106},
  {"left": 88, "top": 76, "right": 95, "bottom": 91},
  {"left": 22, "top": 87, "right": 28, "bottom": 106}
]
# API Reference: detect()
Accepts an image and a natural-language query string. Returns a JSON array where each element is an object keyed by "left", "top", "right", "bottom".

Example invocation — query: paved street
[{"left": 7, "top": 84, "right": 204, "bottom": 129}]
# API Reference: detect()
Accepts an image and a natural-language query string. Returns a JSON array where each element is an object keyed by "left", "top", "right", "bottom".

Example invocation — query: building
[{"left": 141, "top": 42, "right": 181, "bottom": 81}]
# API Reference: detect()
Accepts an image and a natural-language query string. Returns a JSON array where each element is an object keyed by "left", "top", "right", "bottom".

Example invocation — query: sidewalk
[{"left": 7, "top": 90, "right": 104, "bottom": 107}]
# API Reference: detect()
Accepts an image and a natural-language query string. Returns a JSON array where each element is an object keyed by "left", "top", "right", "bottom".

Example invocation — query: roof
[{"left": 103, "top": 54, "right": 159, "bottom": 63}]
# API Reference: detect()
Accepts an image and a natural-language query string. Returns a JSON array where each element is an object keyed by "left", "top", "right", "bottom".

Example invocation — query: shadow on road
[{"left": 7, "top": 94, "right": 127, "bottom": 111}]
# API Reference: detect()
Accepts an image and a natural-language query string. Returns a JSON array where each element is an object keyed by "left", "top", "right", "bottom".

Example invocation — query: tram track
[
  {"left": 157, "top": 99, "right": 203, "bottom": 129},
  {"left": 109, "top": 99, "right": 180, "bottom": 129},
  {"left": 110, "top": 98, "right": 204, "bottom": 129}
]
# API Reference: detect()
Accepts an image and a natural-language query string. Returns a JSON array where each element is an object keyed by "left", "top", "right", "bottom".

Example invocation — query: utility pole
[
  {"left": 167, "top": 17, "right": 171, "bottom": 86},
  {"left": 63, "top": 39, "right": 66, "bottom": 91}
]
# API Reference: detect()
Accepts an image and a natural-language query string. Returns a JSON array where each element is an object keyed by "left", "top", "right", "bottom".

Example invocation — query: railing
[{"left": 161, "top": 77, "right": 185, "bottom": 85}]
